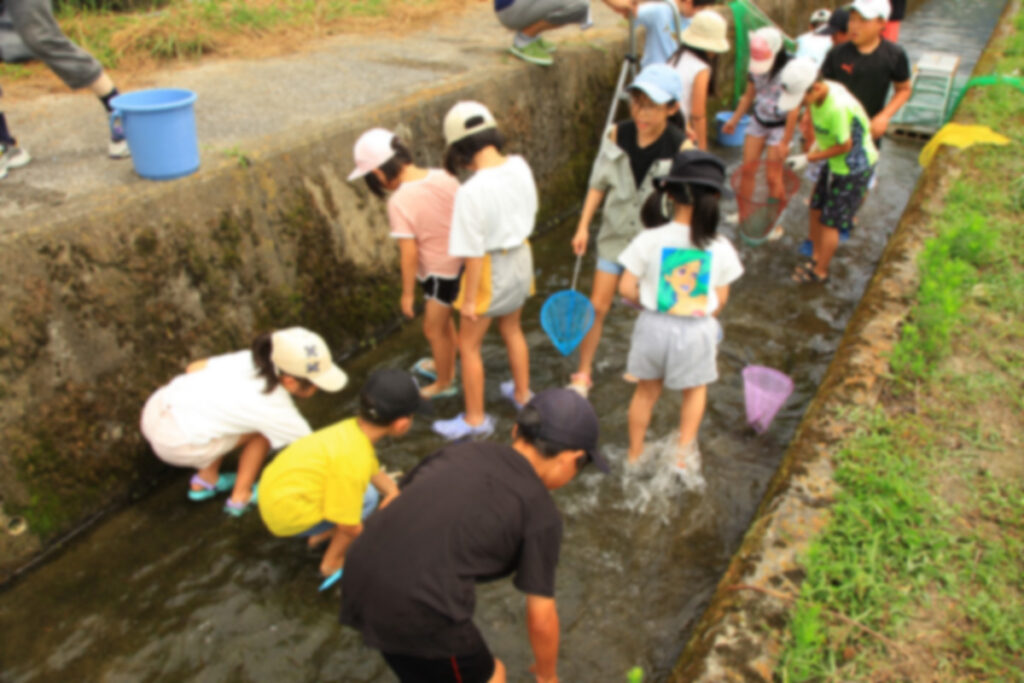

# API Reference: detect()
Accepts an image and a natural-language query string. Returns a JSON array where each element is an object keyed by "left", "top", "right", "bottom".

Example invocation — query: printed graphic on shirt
[{"left": 657, "top": 247, "right": 711, "bottom": 316}]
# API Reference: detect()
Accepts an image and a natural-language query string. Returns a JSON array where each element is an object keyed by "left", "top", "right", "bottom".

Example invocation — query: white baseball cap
[
  {"left": 270, "top": 327, "right": 348, "bottom": 392},
  {"left": 850, "top": 0, "right": 891, "bottom": 21},
  {"left": 443, "top": 101, "right": 497, "bottom": 146},
  {"left": 809, "top": 8, "right": 831, "bottom": 25},
  {"left": 777, "top": 57, "right": 820, "bottom": 112},
  {"left": 347, "top": 128, "right": 396, "bottom": 181}
]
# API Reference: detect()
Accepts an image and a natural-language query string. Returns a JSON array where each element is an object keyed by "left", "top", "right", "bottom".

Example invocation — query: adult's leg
[
  {"left": 678, "top": 385, "right": 707, "bottom": 448},
  {"left": 574, "top": 269, "right": 620, "bottom": 379},
  {"left": 227, "top": 433, "right": 271, "bottom": 505},
  {"left": 627, "top": 379, "right": 663, "bottom": 461},
  {"left": 421, "top": 299, "right": 458, "bottom": 396},
  {"left": 8, "top": 0, "right": 103, "bottom": 91},
  {"left": 497, "top": 307, "right": 530, "bottom": 405},
  {"left": 459, "top": 315, "right": 494, "bottom": 426}
]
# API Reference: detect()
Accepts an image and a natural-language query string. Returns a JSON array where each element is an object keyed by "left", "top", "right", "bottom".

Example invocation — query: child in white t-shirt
[
  {"left": 432, "top": 101, "right": 537, "bottom": 441},
  {"left": 668, "top": 9, "right": 730, "bottom": 149},
  {"left": 348, "top": 128, "right": 463, "bottom": 400},
  {"left": 618, "top": 150, "right": 743, "bottom": 480},
  {"left": 140, "top": 327, "right": 347, "bottom": 515}
]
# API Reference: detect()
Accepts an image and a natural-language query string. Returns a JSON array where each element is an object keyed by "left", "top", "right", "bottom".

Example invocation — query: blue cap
[{"left": 627, "top": 64, "right": 684, "bottom": 105}]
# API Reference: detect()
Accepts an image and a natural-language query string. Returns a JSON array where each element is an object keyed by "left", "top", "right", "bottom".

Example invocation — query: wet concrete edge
[{"left": 669, "top": 2, "right": 1019, "bottom": 680}]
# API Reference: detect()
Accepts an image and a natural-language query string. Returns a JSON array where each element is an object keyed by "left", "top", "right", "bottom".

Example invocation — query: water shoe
[
  {"left": 499, "top": 380, "right": 533, "bottom": 411},
  {"left": 432, "top": 413, "right": 495, "bottom": 441},
  {"left": 223, "top": 484, "right": 259, "bottom": 517},
  {"left": 187, "top": 473, "right": 236, "bottom": 502}
]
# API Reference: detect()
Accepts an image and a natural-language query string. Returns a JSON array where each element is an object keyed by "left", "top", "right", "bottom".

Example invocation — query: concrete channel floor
[{"left": 0, "top": 4, "right": 625, "bottom": 226}]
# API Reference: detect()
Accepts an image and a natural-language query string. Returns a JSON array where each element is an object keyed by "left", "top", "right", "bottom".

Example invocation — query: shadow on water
[{"left": 0, "top": 0, "right": 1006, "bottom": 679}]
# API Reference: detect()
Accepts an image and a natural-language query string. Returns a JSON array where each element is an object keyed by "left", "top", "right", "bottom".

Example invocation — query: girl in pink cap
[{"left": 348, "top": 128, "right": 463, "bottom": 400}]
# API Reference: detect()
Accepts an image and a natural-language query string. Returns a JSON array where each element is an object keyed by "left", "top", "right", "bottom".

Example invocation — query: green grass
[{"left": 779, "top": 6, "right": 1024, "bottom": 681}]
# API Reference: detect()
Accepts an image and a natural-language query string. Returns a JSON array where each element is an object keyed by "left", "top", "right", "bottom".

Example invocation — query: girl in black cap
[{"left": 617, "top": 150, "right": 743, "bottom": 481}]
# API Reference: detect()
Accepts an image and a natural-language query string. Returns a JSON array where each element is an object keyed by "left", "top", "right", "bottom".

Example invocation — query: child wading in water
[
  {"left": 140, "top": 327, "right": 347, "bottom": 515},
  {"left": 618, "top": 150, "right": 743, "bottom": 479},
  {"left": 348, "top": 128, "right": 463, "bottom": 399},
  {"left": 569, "top": 64, "right": 688, "bottom": 397},
  {"left": 668, "top": 9, "right": 730, "bottom": 149},
  {"left": 722, "top": 27, "right": 799, "bottom": 238},
  {"left": 433, "top": 101, "right": 537, "bottom": 441}
]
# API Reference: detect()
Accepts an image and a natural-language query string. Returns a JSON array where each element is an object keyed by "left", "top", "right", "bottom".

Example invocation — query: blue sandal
[
  {"left": 223, "top": 484, "right": 259, "bottom": 517},
  {"left": 187, "top": 473, "right": 236, "bottom": 502}
]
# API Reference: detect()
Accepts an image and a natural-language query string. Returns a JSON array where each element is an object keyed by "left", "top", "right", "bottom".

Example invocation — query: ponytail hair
[
  {"left": 669, "top": 45, "right": 719, "bottom": 97},
  {"left": 364, "top": 137, "right": 414, "bottom": 198},
  {"left": 251, "top": 332, "right": 279, "bottom": 394},
  {"left": 443, "top": 128, "right": 505, "bottom": 176},
  {"left": 768, "top": 49, "right": 791, "bottom": 81},
  {"left": 640, "top": 182, "right": 721, "bottom": 249}
]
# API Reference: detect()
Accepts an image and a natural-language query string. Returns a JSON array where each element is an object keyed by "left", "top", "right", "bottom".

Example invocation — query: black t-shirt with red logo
[{"left": 821, "top": 40, "right": 911, "bottom": 119}]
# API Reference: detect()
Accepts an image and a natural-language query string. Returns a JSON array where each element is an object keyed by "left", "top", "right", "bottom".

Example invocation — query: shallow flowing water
[{"left": 0, "top": 1, "right": 1006, "bottom": 679}]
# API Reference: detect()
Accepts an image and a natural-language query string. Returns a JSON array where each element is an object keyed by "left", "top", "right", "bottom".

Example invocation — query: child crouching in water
[
  {"left": 617, "top": 150, "right": 743, "bottom": 478},
  {"left": 348, "top": 128, "right": 463, "bottom": 399},
  {"left": 140, "top": 327, "right": 347, "bottom": 515}
]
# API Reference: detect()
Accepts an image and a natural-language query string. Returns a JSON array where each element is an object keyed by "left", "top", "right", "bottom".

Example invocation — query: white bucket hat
[
  {"left": 680, "top": 10, "right": 730, "bottom": 54},
  {"left": 347, "top": 128, "right": 396, "bottom": 181},
  {"left": 270, "top": 327, "right": 348, "bottom": 392}
]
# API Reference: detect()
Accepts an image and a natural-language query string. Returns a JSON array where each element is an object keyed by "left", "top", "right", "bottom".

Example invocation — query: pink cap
[
  {"left": 748, "top": 34, "right": 775, "bottom": 75},
  {"left": 348, "top": 128, "right": 396, "bottom": 181}
]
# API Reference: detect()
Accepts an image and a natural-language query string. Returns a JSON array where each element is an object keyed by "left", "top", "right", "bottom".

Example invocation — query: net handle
[{"left": 570, "top": 253, "right": 584, "bottom": 292}]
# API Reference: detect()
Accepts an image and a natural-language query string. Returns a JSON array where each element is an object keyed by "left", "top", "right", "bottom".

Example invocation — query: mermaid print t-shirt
[{"left": 618, "top": 221, "right": 743, "bottom": 317}]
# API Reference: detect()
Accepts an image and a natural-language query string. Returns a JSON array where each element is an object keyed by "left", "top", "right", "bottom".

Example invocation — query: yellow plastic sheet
[{"left": 919, "top": 123, "right": 1011, "bottom": 166}]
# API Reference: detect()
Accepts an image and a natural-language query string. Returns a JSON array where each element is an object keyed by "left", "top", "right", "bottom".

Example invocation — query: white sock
[{"left": 514, "top": 32, "right": 538, "bottom": 48}]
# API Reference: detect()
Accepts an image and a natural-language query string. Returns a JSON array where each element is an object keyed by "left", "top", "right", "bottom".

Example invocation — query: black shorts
[
  {"left": 809, "top": 165, "right": 874, "bottom": 236},
  {"left": 419, "top": 275, "right": 461, "bottom": 307},
  {"left": 382, "top": 645, "right": 496, "bottom": 683}
]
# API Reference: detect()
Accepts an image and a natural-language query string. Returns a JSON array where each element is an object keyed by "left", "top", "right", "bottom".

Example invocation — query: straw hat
[{"left": 681, "top": 10, "right": 730, "bottom": 54}]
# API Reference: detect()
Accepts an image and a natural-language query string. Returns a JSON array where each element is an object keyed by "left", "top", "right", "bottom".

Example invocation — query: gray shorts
[
  {"left": 8, "top": 0, "right": 102, "bottom": 89},
  {"left": 746, "top": 118, "right": 787, "bottom": 147},
  {"left": 456, "top": 242, "right": 534, "bottom": 319},
  {"left": 627, "top": 310, "right": 720, "bottom": 390},
  {"left": 497, "top": 0, "right": 590, "bottom": 32}
]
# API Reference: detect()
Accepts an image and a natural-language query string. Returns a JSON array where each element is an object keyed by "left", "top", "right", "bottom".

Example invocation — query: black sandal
[{"left": 792, "top": 263, "right": 829, "bottom": 284}]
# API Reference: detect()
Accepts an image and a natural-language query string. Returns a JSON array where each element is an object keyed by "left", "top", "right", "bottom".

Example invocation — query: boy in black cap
[
  {"left": 258, "top": 368, "right": 428, "bottom": 584},
  {"left": 340, "top": 389, "right": 608, "bottom": 683}
]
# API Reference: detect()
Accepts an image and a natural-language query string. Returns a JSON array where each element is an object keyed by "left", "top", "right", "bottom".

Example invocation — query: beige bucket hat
[{"left": 681, "top": 10, "right": 731, "bottom": 54}]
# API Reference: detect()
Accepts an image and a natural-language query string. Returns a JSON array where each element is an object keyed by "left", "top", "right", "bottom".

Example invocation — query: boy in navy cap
[{"left": 341, "top": 389, "right": 608, "bottom": 683}]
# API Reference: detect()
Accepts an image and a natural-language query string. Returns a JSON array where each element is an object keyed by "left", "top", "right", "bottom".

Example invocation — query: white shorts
[
  {"left": 140, "top": 387, "right": 239, "bottom": 469},
  {"left": 627, "top": 310, "right": 720, "bottom": 390}
]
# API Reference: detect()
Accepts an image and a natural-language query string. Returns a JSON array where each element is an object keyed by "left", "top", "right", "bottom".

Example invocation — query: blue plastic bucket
[
  {"left": 715, "top": 111, "right": 750, "bottom": 147},
  {"left": 110, "top": 88, "right": 199, "bottom": 181}
]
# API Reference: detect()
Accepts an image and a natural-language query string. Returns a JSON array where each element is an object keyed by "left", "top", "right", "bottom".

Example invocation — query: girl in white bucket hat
[
  {"left": 140, "top": 327, "right": 347, "bottom": 516},
  {"left": 669, "top": 9, "right": 731, "bottom": 149}
]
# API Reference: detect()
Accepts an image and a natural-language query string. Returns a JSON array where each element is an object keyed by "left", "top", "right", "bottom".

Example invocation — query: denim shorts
[{"left": 596, "top": 258, "right": 625, "bottom": 276}]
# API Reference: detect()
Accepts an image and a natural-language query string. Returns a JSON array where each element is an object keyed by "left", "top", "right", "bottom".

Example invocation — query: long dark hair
[
  {"left": 640, "top": 182, "right": 721, "bottom": 249},
  {"left": 669, "top": 45, "right": 718, "bottom": 97},
  {"left": 443, "top": 128, "right": 506, "bottom": 175},
  {"left": 768, "top": 49, "right": 791, "bottom": 81},
  {"left": 364, "top": 138, "right": 414, "bottom": 198},
  {"left": 251, "top": 332, "right": 314, "bottom": 395}
]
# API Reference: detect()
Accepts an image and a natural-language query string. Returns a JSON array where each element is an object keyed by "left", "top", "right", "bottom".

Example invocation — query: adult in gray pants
[
  {"left": 498, "top": 0, "right": 636, "bottom": 66},
  {"left": 4, "top": 0, "right": 128, "bottom": 158}
]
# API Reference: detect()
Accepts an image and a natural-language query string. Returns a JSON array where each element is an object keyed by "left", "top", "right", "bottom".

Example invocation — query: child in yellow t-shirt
[{"left": 258, "top": 368, "right": 427, "bottom": 584}]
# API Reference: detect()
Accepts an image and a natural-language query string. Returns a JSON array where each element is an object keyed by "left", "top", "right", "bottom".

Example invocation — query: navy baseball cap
[
  {"left": 360, "top": 368, "right": 431, "bottom": 424},
  {"left": 816, "top": 7, "right": 850, "bottom": 34},
  {"left": 525, "top": 389, "right": 608, "bottom": 473}
]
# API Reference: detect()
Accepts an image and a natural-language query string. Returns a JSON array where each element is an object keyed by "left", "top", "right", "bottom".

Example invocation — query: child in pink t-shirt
[{"left": 349, "top": 128, "right": 463, "bottom": 399}]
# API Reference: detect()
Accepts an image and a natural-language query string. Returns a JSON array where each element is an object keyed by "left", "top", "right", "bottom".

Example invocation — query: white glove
[{"left": 785, "top": 153, "right": 809, "bottom": 172}]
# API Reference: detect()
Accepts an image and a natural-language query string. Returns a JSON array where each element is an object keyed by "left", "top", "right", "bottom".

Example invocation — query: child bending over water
[
  {"left": 348, "top": 128, "right": 463, "bottom": 399},
  {"left": 140, "top": 327, "right": 347, "bottom": 515},
  {"left": 618, "top": 150, "right": 743, "bottom": 475}
]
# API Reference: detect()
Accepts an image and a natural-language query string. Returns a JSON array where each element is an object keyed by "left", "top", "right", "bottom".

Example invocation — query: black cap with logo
[{"left": 360, "top": 368, "right": 431, "bottom": 424}]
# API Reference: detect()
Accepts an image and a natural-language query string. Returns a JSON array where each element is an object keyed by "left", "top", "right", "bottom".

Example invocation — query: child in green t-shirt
[{"left": 778, "top": 57, "right": 878, "bottom": 284}]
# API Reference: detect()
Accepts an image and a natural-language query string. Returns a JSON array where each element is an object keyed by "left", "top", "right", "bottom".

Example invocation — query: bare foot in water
[{"left": 307, "top": 529, "right": 333, "bottom": 549}]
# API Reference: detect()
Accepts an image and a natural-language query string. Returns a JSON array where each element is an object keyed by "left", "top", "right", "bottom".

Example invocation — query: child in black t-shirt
[{"left": 820, "top": 0, "right": 911, "bottom": 142}]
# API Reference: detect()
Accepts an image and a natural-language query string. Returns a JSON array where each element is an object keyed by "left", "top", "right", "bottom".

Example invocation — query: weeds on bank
[{"left": 779, "top": 8, "right": 1024, "bottom": 679}]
